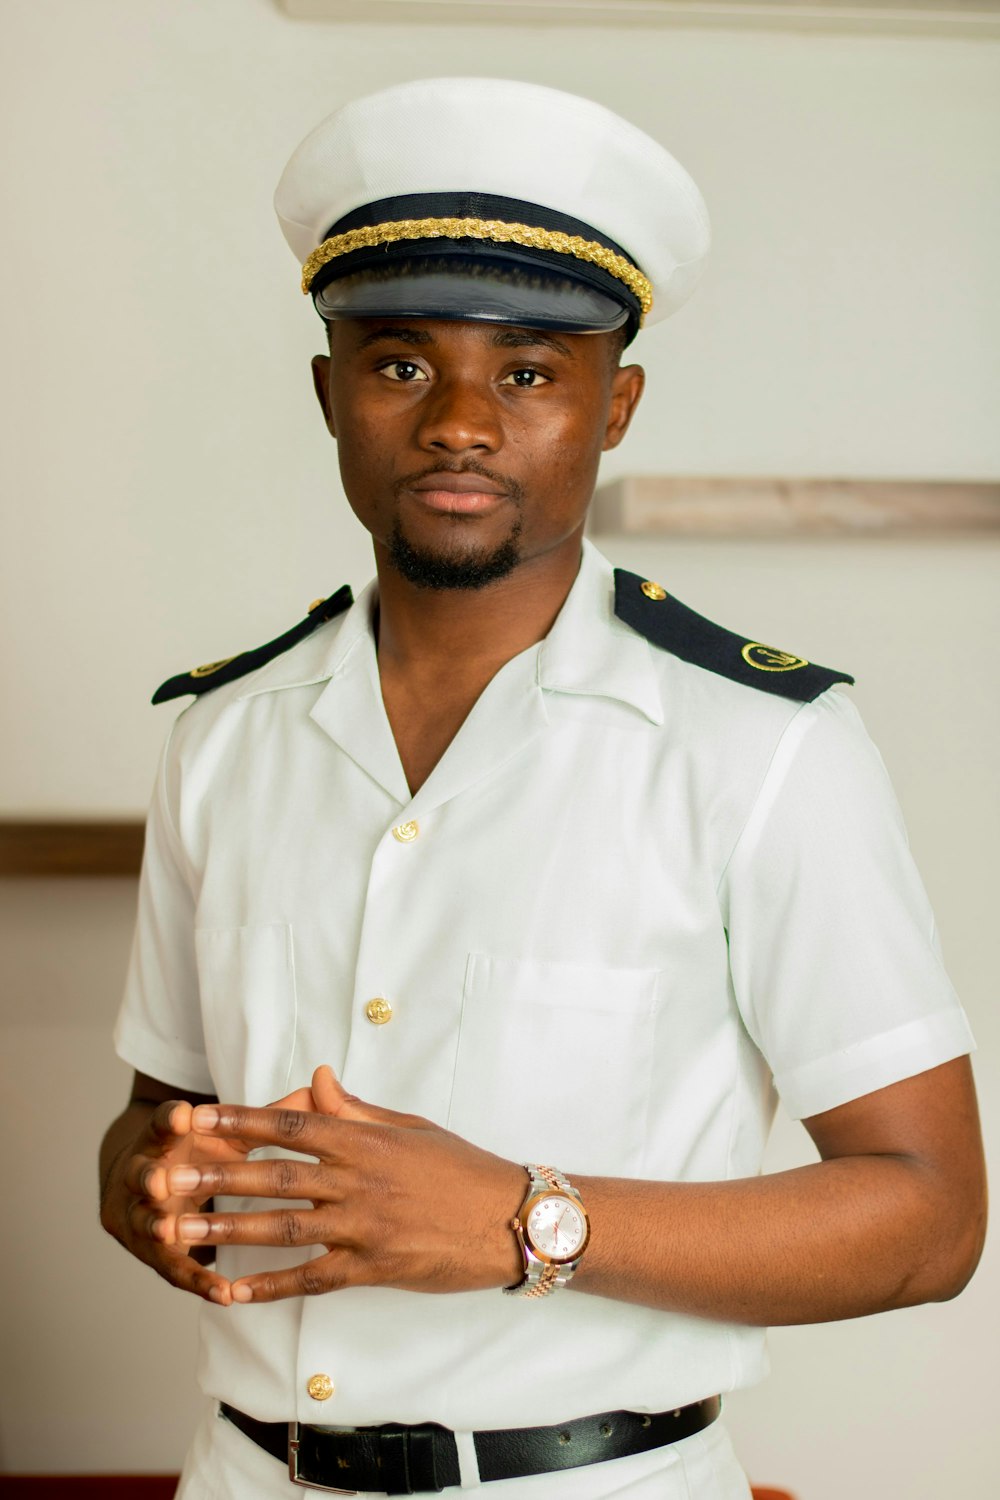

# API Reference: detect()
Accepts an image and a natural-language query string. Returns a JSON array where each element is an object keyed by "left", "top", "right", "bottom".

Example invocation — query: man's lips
[
  {"left": 405, "top": 472, "right": 510, "bottom": 514},
  {"left": 410, "top": 472, "right": 507, "bottom": 495}
]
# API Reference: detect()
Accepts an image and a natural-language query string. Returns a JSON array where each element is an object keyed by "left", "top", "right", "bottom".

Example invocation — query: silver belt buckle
[{"left": 288, "top": 1421, "right": 359, "bottom": 1495}]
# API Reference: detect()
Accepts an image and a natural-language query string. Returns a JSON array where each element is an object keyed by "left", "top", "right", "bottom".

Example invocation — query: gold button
[
  {"left": 365, "top": 997, "right": 393, "bottom": 1026},
  {"left": 640, "top": 581, "right": 667, "bottom": 601},
  {"left": 392, "top": 820, "right": 419, "bottom": 843},
  {"left": 307, "top": 598, "right": 324, "bottom": 614},
  {"left": 307, "top": 1373, "right": 334, "bottom": 1402}
]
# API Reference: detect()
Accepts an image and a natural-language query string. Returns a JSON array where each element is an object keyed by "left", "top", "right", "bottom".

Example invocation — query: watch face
[{"left": 525, "top": 1193, "right": 589, "bottom": 1264}]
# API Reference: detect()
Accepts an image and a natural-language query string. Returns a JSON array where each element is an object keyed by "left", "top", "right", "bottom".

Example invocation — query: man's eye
[
  {"left": 379, "top": 361, "right": 428, "bottom": 382},
  {"left": 501, "top": 368, "right": 549, "bottom": 388}
]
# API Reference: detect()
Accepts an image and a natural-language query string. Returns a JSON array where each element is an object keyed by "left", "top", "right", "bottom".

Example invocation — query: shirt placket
[{"left": 295, "top": 643, "right": 549, "bottom": 1422}]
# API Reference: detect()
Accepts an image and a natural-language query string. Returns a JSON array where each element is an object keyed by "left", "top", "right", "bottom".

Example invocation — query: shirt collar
[
  {"left": 537, "top": 540, "right": 664, "bottom": 725},
  {"left": 234, "top": 579, "right": 379, "bottom": 701},
  {"left": 236, "top": 540, "right": 663, "bottom": 727}
]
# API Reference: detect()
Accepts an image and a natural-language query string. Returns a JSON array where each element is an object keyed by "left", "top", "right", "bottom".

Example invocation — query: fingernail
[
  {"left": 192, "top": 1106, "right": 219, "bottom": 1130},
  {"left": 179, "top": 1216, "right": 210, "bottom": 1240},
  {"left": 169, "top": 1167, "right": 201, "bottom": 1192},
  {"left": 232, "top": 1283, "right": 254, "bottom": 1303},
  {"left": 208, "top": 1285, "right": 229, "bottom": 1305}
]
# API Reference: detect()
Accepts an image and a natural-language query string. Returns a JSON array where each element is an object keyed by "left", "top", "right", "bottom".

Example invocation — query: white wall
[
  {"left": 1, "top": 0, "right": 997, "bottom": 814},
  {"left": 0, "top": 3, "right": 997, "bottom": 1495}
]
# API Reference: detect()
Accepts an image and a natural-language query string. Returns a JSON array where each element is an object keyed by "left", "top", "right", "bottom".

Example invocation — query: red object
[
  {"left": 0, "top": 1481, "right": 177, "bottom": 1498},
  {"left": 0, "top": 1478, "right": 797, "bottom": 1500}
]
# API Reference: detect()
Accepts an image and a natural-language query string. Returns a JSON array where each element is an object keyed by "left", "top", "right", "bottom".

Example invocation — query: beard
[{"left": 387, "top": 517, "right": 523, "bottom": 590}]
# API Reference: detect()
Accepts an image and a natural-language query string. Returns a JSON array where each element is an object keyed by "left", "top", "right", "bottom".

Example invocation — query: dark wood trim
[
  {"left": 0, "top": 1479, "right": 790, "bottom": 1499},
  {"left": 0, "top": 1472, "right": 791, "bottom": 1499},
  {"left": 0, "top": 1481, "right": 176, "bottom": 1497},
  {"left": 0, "top": 821, "right": 144, "bottom": 878}
]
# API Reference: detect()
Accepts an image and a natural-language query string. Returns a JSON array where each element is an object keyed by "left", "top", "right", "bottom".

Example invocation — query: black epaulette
[
  {"left": 151, "top": 585, "right": 353, "bottom": 705},
  {"left": 613, "top": 569, "right": 853, "bottom": 701}
]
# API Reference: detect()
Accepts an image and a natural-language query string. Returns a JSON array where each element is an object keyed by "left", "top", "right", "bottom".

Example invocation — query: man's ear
[
  {"left": 602, "top": 363, "right": 645, "bottom": 452},
  {"left": 311, "top": 353, "right": 336, "bottom": 438}
]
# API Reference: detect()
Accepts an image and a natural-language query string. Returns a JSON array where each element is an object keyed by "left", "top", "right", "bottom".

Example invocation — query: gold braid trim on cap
[{"left": 300, "top": 216, "right": 653, "bottom": 317}]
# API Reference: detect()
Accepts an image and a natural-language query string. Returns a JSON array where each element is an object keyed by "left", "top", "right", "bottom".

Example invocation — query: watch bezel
[{"left": 520, "top": 1190, "right": 591, "bottom": 1266}]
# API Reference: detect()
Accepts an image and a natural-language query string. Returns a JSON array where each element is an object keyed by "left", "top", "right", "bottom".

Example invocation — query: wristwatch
[{"left": 504, "top": 1164, "right": 590, "bottom": 1298}]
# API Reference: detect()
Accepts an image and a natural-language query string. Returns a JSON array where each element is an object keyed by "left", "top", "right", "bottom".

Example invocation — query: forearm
[{"left": 571, "top": 1153, "right": 981, "bottom": 1325}]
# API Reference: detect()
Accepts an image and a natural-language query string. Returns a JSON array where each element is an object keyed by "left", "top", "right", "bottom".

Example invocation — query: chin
[{"left": 387, "top": 520, "right": 523, "bottom": 591}]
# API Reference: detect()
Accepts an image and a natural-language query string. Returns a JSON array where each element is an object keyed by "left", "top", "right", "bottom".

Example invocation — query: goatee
[{"left": 387, "top": 520, "right": 523, "bottom": 591}]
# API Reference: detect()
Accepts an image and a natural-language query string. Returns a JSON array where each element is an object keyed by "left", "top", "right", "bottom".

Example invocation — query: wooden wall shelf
[
  {"left": 590, "top": 476, "right": 1000, "bottom": 538},
  {"left": 0, "top": 822, "right": 144, "bottom": 878},
  {"left": 277, "top": 1, "right": 1000, "bottom": 39}
]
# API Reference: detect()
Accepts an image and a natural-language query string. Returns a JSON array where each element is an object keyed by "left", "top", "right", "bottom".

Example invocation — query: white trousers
[{"left": 176, "top": 1401, "right": 753, "bottom": 1500}]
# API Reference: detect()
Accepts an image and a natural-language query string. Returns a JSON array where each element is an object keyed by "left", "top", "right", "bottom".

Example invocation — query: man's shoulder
[
  {"left": 612, "top": 568, "right": 854, "bottom": 704},
  {"left": 150, "top": 585, "right": 354, "bottom": 709}
]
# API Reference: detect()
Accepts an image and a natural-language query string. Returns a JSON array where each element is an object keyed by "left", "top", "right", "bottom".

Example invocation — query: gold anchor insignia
[
  {"left": 190, "top": 656, "right": 238, "bottom": 679},
  {"left": 742, "top": 642, "right": 809, "bottom": 673}
]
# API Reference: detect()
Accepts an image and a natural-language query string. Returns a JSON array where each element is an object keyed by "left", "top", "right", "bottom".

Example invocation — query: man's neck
[
  {"left": 372, "top": 536, "right": 584, "bottom": 678},
  {"left": 371, "top": 535, "right": 585, "bottom": 795}
]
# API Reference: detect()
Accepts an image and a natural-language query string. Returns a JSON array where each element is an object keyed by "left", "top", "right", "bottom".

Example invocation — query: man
[{"left": 100, "top": 79, "right": 986, "bottom": 1499}]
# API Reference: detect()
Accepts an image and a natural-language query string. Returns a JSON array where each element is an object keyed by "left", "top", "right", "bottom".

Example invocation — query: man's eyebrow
[
  {"left": 350, "top": 323, "right": 575, "bottom": 357},
  {"left": 354, "top": 325, "right": 435, "bottom": 350},
  {"left": 490, "top": 327, "right": 574, "bottom": 358}
]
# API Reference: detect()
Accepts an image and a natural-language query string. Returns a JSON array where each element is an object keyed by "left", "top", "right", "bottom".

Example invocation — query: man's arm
[
  {"left": 140, "top": 1055, "right": 986, "bottom": 1324},
  {"left": 575, "top": 1055, "right": 986, "bottom": 1322}
]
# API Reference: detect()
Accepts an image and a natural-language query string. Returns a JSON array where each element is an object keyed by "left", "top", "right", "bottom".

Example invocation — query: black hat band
[{"left": 301, "top": 192, "right": 652, "bottom": 322}]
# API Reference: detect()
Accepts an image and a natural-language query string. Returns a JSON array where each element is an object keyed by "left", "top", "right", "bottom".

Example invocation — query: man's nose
[{"left": 415, "top": 376, "right": 503, "bottom": 454}]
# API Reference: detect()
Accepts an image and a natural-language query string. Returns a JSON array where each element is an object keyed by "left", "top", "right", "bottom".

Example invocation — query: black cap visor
[{"left": 312, "top": 253, "right": 631, "bottom": 335}]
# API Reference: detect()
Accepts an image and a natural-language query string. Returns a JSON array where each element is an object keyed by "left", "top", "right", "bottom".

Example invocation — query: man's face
[{"left": 312, "top": 317, "right": 643, "bottom": 590}]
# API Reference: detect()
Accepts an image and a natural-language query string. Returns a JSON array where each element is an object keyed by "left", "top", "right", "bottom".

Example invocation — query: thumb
[
  {"left": 265, "top": 1075, "right": 365, "bottom": 1117},
  {"left": 267, "top": 1083, "right": 318, "bottom": 1112},
  {"left": 311, "top": 1064, "right": 425, "bottom": 1129},
  {"left": 311, "top": 1064, "right": 368, "bottom": 1119}
]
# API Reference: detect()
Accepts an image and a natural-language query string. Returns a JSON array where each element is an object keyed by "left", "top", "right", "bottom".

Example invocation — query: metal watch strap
[{"left": 504, "top": 1163, "right": 586, "bottom": 1299}]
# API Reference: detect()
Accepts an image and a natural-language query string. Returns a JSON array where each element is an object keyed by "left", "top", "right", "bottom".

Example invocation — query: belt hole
[
  {"left": 558, "top": 1431, "right": 571, "bottom": 1445},
  {"left": 600, "top": 1424, "right": 613, "bottom": 1438},
  {"left": 673, "top": 1409, "right": 681, "bottom": 1419},
  {"left": 640, "top": 1416, "right": 652, "bottom": 1428}
]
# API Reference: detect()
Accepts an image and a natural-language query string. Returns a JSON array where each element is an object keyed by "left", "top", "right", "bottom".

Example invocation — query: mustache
[{"left": 393, "top": 462, "right": 525, "bottom": 505}]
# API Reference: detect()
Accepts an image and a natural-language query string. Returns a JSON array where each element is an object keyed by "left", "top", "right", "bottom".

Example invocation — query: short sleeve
[
  {"left": 113, "top": 721, "right": 214, "bottom": 1094},
  {"left": 722, "top": 690, "right": 974, "bottom": 1120}
]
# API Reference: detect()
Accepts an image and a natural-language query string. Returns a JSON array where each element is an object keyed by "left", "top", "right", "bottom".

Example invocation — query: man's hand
[
  {"left": 99, "top": 1078, "right": 322, "bottom": 1305},
  {"left": 165, "top": 1066, "right": 526, "bottom": 1304}
]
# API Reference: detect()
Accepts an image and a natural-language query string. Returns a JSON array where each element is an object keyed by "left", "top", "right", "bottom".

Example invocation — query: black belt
[{"left": 220, "top": 1395, "right": 721, "bottom": 1494}]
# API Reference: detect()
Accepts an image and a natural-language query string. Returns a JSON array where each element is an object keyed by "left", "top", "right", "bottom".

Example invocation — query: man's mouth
[{"left": 405, "top": 470, "right": 510, "bottom": 514}]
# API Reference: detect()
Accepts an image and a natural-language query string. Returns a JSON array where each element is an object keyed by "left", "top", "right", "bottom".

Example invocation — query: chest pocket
[
  {"left": 447, "top": 953, "right": 659, "bottom": 1177},
  {"left": 194, "top": 923, "right": 297, "bottom": 1105}
]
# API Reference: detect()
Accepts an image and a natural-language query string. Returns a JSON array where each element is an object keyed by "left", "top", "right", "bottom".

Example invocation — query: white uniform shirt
[{"left": 115, "top": 540, "right": 973, "bottom": 1432}]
